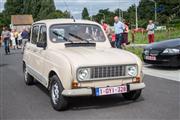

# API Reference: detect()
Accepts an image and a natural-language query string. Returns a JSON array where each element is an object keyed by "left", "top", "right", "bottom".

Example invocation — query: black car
[{"left": 142, "top": 39, "right": 180, "bottom": 67}]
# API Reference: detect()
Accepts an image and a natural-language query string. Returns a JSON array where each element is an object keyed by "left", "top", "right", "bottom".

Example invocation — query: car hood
[
  {"left": 145, "top": 39, "right": 180, "bottom": 50},
  {"left": 58, "top": 47, "right": 139, "bottom": 68}
]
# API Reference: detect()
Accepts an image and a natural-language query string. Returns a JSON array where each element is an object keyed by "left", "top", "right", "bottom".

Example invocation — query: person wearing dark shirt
[
  {"left": 21, "top": 28, "right": 29, "bottom": 52},
  {"left": 21, "top": 29, "right": 29, "bottom": 39}
]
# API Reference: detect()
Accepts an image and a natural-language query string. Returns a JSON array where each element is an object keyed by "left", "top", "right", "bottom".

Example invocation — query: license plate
[
  {"left": 95, "top": 85, "right": 127, "bottom": 96},
  {"left": 145, "top": 56, "right": 156, "bottom": 61}
]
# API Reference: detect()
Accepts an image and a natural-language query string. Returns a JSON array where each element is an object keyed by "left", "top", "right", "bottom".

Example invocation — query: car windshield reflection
[{"left": 50, "top": 24, "right": 106, "bottom": 43}]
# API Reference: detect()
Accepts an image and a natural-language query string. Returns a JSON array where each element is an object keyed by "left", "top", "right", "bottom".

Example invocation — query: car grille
[
  {"left": 90, "top": 65, "right": 126, "bottom": 79},
  {"left": 150, "top": 50, "right": 161, "bottom": 56}
]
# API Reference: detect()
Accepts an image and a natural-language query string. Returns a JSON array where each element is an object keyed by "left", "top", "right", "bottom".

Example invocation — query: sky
[{"left": 0, "top": 0, "right": 139, "bottom": 18}]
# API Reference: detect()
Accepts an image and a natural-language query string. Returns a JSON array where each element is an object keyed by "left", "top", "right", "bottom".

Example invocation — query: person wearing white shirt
[
  {"left": 146, "top": 20, "right": 155, "bottom": 43},
  {"left": 10, "top": 29, "right": 16, "bottom": 49},
  {"left": 114, "top": 16, "right": 125, "bottom": 48},
  {"left": 18, "top": 31, "right": 22, "bottom": 48}
]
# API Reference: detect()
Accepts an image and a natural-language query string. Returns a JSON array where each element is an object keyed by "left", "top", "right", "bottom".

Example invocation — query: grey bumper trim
[
  {"left": 62, "top": 88, "right": 92, "bottom": 97},
  {"left": 62, "top": 82, "right": 145, "bottom": 97}
]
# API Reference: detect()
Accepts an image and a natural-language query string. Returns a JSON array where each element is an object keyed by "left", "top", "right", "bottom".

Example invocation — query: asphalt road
[
  {"left": 143, "top": 64, "right": 180, "bottom": 82},
  {"left": 0, "top": 48, "right": 180, "bottom": 120}
]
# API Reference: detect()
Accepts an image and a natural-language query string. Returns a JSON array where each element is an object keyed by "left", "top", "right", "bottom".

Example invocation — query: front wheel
[
  {"left": 122, "top": 89, "right": 142, "bottom": 100},
  {"left": 23, "top": 63, "right": 34, "bottom": 85},
  {"left": 50, "top": 75, "right": 68, "bottom": 111}
]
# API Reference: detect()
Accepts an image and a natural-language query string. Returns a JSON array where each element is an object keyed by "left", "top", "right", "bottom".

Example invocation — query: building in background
[{"left": 11, "top": 15, "right": 33, "bottom": 32}]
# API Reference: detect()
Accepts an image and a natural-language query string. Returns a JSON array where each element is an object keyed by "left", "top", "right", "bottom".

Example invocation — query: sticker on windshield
[{"left": 54, "top": 29, "right": 65, "bottom": 40}]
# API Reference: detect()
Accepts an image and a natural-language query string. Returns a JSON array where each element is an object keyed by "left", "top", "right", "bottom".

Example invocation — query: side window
[
  {"left": 39, "top": 25, "right": 47, "bottom": 43},
  {"left": 31, "top": 26, "right": 39, "bottom": 44}
]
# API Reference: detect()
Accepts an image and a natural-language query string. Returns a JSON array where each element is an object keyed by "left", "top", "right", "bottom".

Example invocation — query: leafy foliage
[
  {"left": 92, "top": 9, "right": 116, "bottom": 26},
  {"left": 92, "top": 0, "right": 180, "bottom": 27},
  {"left": 82, "top": 7, "right": 90, "bottom": 20},
  {"left": 0, "top": 0, "right": 179, "bottom": 29},
  {"left": 0, "top": 0, "right": 70, "bottom": 27}
]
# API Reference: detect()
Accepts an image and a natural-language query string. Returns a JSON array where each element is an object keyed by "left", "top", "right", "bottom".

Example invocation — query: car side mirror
[{"left": 37, "top": 42, "right": 47, "bottom": 49}]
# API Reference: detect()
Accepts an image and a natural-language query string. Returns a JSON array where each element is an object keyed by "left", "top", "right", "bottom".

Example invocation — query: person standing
[
  {"left": 114, "top": 16, "right": 125, "bottom": 48},
  {"left": 18, "top": 30, "right": 22, "bottom": 48},
  {"left": 110, "top": 30, "right": 116, "bottom": 47},
  {"left": 146, "top": 20, "right": 155, "bottom": 43},
  {"left": 14, "top": 29, "right": 19, "bottom": 48},
  {"left": 10, "top": 29, "right": 16, "bottom": 49},
  {"left": 1, "top": 27, "right": 11, "bottom": 54},
  {"left": 21, "top": 28, "right": 29, "bottom": 51},
  {"left": 101, "top": 20, "right": 108, "bottom": 32},
  {"left": 101, "top": 20, "right": 111, "bottom": 40},
  {"left": 122, "top": 20, "right": 129, "bottom": 49}
]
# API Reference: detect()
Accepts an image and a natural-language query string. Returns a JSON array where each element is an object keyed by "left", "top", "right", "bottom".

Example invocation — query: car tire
[
  {"left": 122, "top": 89, "right": 142, "bottom": 100},
  {"left": 23, "top": 63, "right": 34, "bottom": 85},
  {"left": 50, "top": 75, "right": 68, "bottom": 111}
]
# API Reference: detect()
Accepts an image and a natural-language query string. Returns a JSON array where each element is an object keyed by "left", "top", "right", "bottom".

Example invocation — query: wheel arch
[{"left": 48, "top": 70, "right": 64, "bottom": 90}]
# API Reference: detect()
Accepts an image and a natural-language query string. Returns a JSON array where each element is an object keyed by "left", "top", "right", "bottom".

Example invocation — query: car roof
[{"left": 34, "top": 19, "right": 100, "bottom": 26}]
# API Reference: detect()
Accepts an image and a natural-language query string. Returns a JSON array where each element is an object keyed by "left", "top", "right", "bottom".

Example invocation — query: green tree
[
  {"left": 4, "top": 0, "right": 24, "bottom": 15},
  {"left": 36, "top": 0, "right": 56, "bottom": 20},
  {"left": 0, "top": 0, "right": 70, "bottom": 27},
  {"left": 46, "top": 10, "right": 70, "bottom": 19},
  {"left": 82, "top": 7, "right": 89, "bottom": 19},
  {"left": 92, "top": 9, "right": 115, "bottom": 26},
  {"left": 2, "top": 0, "right": 25, "bottom": 25}
]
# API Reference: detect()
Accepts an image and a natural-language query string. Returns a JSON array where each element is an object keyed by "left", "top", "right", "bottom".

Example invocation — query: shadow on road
[
  {"left": 35, "top": 82, "right": 50, "bottom": 96},
  {"left": 68, "top": 96, "right": 144, "bottom": 111},
  {"left": 34, "top": 81, "right": 145, "bottom": 111},
  {"left": 0, "top": 64, "right": 8, "bottom": 67}
]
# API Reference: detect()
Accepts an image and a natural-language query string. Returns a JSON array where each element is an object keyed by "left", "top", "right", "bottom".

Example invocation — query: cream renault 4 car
[{"left": 23, "top": 19, "right": 145, "bottom": 111}]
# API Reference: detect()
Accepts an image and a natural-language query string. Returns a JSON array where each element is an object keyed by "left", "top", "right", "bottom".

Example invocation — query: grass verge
[
  {"left": 126, "top": 47, "right": 144, "bottom": 60},
  {"left": 128, "top": 27, "right": 180, "bottom": 44}
]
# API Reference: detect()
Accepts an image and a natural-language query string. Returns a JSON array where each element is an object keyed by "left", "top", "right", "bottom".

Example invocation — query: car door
[
  {"left": 26, "top": 25, "right": 39, "bottom": 78},
  {"left": 32, "top": 25, "right": 48, "bottom": 86}
]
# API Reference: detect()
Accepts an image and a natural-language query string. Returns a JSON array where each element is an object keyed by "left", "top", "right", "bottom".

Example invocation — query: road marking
[{"left": 143, "top": 65, "right": 180, "bottom": 82}]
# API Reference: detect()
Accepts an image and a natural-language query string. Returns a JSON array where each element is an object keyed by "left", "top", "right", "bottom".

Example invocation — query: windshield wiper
[
  {"left": 69, "top": 33, "right": 90, "bottom": 43},
  {"left": 52, "top": 31, "right": 73, "bottom": 43}
]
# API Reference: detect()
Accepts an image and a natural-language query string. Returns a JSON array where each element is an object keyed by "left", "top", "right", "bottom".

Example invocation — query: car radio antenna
[{"left": 63, "top": 0, "right": 76, "bottom": 22}]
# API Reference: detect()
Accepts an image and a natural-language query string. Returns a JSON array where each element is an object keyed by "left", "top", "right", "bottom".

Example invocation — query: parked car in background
[
  {"left": 23, "top": 19, "right": 145, "bottom": 111},
  {"left": 155, "top": 26, "right": 167, "bottom": 31},
  {"left": 143, "top": 39, "right": 180, "bottom": 67}
]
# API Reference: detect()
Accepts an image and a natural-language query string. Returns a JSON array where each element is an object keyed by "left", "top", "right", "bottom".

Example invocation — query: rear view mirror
[{"left": 37, "top": 42, "right": 47, "bottom": 49}]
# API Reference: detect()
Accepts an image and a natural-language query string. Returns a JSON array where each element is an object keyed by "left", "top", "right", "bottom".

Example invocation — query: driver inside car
[{"left": 68, "top": 26, "right": 93, "bottom": 42}]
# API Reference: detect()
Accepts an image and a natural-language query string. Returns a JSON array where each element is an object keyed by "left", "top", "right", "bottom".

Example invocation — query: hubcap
[{"left": 51, "top": 83, "right": 59, "bottom": 104}]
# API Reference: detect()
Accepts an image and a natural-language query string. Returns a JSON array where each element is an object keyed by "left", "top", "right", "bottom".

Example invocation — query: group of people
[
  {"left": 0, "top": 26, "right": 29, "bottom": 55},
  {"left": 101, "top": 16, "right": 130, "bottom": 49},
  {"left": 101, "top": 16, "right": 155, "bottom": 49},
  {"left": 1, "top": 18, "right": 155, "bottom": 54}
]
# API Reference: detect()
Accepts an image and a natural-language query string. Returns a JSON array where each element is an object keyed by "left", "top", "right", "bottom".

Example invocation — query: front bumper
[{"left": 62, "top": 82, "right": 146, "bottom": 97}]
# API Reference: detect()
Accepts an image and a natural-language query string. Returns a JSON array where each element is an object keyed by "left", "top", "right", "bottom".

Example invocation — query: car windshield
[{"left": 50, "top": 24, "right": 106, "bottom": 43}]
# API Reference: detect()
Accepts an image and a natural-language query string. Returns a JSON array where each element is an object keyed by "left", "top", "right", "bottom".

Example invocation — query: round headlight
[
  {"left": 127, "top": 66, "right": 137, "bottom": 76},
  {"left": 78, "top": 68, "right": 89, "bottom": 80}
]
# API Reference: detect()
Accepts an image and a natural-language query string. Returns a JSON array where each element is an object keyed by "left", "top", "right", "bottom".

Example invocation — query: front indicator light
[
  {"left": 133, "top": 76, "right": 141, "bottom": 83},
  {"left": 72, "top": 80, "right": 79, "bottom": 89}
]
